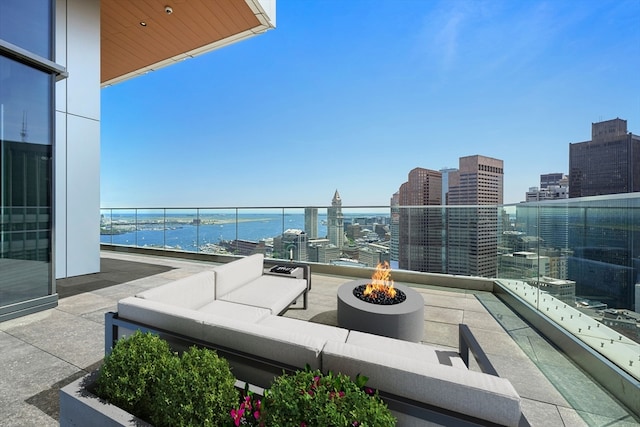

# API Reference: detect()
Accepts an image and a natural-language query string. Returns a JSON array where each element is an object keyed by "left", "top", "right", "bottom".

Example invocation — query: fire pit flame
[
  {"left": 353, "top": 261, "right": 406, "bottom": 305},
  {"left": 364, "top": 261, "right": 396, "bottom": 299}
]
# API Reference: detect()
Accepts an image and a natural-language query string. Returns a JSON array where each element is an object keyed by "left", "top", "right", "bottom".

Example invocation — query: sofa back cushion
[
  {"left": 214, "top": 254, "right": 264, "bottom": 299},
  {"left": 135, "top": 270, "right": 215, "bottom": 310}
]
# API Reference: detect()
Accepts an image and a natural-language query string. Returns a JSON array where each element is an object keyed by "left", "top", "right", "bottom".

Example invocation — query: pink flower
[
  {"left": 242, "top": 395, "right": 252, "bottom": 410},
  {"left": 253, "top": 410, "right": 260, "bottom": 420},
  {"left": 230, "top": 407, "right": 245, "bottom": 427}
]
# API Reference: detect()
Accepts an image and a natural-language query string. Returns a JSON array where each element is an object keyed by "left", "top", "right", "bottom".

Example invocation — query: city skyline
[{"left": 101, "top": 0, "right": 640, "bottom": 207}]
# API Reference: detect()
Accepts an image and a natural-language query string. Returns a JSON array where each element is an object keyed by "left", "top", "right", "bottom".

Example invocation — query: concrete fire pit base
[{"left": 337, "top": 279, "right": 424, "bottom": 342}]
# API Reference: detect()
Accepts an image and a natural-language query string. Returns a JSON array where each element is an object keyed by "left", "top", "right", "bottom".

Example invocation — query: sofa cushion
[
  {"left": 135, "top": 270, "right": 215, "bottom": 310},
  {"left": 322, "top": 341, "right": 521, "bottom": 427},
  {"left": 118, "top": 297, "right": 208, "bottom": 341},
  {"left": 199, "top": 300, "right": 271, "bottom": 323},
  {"left": 219, "top": 275, "right": 307, "bottom": 314},
  {"left": 200, "top": 317, "right": 327, "bottom": 370},
  {"left": 117, "top": 297, "right": 269, "bottom": 342},
  {"left": 346, "top": 330, "right": 467, "bottom": 369},
  {"left": 214, "top": 254, "right": 264, "bottom": 299},
  {"left": 259, "top": 316, "right": 349, "bottom": 344}
]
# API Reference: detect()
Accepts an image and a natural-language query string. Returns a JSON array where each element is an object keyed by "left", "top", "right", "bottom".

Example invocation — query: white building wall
[
  {"left": 255, "top": 0, "right": 277, "bottom": 26},
  {"left": 54, "top": 0, "right": 101, "bottom": 278}
]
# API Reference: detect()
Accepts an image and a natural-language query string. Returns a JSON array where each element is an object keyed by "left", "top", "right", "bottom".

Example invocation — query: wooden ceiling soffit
[{"left": 101, "top": 0, "right": 275, "bottom": 86}]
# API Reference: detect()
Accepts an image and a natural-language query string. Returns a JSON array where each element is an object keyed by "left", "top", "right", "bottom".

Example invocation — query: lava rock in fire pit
[{"left": 353, "top": 284, "right": 407, "bottom": 305}]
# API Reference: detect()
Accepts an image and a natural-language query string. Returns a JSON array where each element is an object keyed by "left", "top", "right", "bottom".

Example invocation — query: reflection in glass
[
  {"left": 1, "top": 55, "right": 53, "bottom": 306},
  {"left": 0, "top": 0, "right": 52, "bottom": 59}
]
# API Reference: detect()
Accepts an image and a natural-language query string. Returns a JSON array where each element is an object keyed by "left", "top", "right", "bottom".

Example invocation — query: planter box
[{"left": 59, "top": 371, "right": 152, "bottom": 427}]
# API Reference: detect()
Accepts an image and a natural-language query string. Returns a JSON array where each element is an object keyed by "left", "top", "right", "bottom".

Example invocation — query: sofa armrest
[{"left": 263, "top": 260, "right": 311, "bottom": 291}]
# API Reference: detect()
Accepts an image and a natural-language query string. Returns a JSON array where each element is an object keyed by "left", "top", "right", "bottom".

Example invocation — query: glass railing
[
  {"left": 497, "top": 194, "right": 640, "bottom": 382},
  {"left": 101, "top": 194, "right": 640, "bottom": 382}
]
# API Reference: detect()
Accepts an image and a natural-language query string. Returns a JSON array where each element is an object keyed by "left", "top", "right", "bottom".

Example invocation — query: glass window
[
  {"left": 0, "top": 0, "right": 52, "bottom": 59},
  {"left": 1, "top": 54, "right": 53, "bottom": 306},
  {"left": 0, "top": 58, "right": 52, "bottom": 145}
]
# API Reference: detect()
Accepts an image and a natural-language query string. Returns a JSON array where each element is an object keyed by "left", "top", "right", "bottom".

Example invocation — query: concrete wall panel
[
  {"left": 65, "top": 114, "right": 100, "bottom": 276},
  {"left": 54, "top": 110, "right": 67, "bottom": 278},
  {"left": 54, "top": 0, "right": 101, "bottom": 278},
  {"left": 66, "top": 0, "right": 100, "bottom": 120}
]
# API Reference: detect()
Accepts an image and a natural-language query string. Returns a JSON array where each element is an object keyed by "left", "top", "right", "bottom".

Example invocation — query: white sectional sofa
[{"left": 105, "top": 254, "right": 523, "bottom": 426}]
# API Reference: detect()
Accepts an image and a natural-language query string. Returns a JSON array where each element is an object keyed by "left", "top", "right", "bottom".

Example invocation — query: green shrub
[
  {"left": 151, "top": 346, "right": 238, "bottom": 427},
  {"left": 260, "top": 368, "right": 396, "bottom": 427},
  {"left": 96, "top": 331, "right": 238, "bottom": 426},
  {"left": 95, "top": 331, "right": 174, "bottom": 419}
]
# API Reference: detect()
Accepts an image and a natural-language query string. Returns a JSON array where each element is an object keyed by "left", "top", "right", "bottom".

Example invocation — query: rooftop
[{"left": 0, "top": 250, "right": 638, "bottom": 426}]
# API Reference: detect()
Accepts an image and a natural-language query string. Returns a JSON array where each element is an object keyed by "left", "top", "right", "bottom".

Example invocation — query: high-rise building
[
  {"left": 327, "top": 190, "right": 344, "bottom": 249},
  {"left": 499, "top": 251, "right": 550, "bottom": 280},
  {"left": 304, "top": 207, "right": 318, "bottom": 239},
  {"left": 273, "top": 229, "right": 307, "bottom": 261},
  {"left": 447, "top": 155, "right": 504, "bottom": 277},
  {"left": 540, "top": 173, "right": 564, "bottom": 189},
  {"left": 447, "top": 155, "right": 503, "bottom": 205},
  {"left": 397, "top": 168, "right": 443, "bottom": 273},
  {"left": 440, "top": 167, "right": 458, "bottom": 204},
  {"left": 359, "top": 247, "right": 383, "bottom": 268},
  {"left": 567, "top": 196, "right": 640, "bottom": 310},
  {"left": 569, "top": 118, "right": 640, "bottom": 198},
  {"left": 526, "top": 173, "right": 569, "bottom": 202},
  {"left": 389, "top": 192, "right": 400, "bottom": 269},
  {"left": 307, "top": 241, "right": 340, "bottom": 264}
]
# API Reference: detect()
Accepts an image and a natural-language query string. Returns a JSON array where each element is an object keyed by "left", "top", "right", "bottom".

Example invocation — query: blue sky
[{"left": 101, "top": 0, "right": 640, "bottom": 207}]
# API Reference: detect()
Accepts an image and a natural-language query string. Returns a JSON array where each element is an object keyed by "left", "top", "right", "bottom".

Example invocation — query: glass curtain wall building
[{"left": 0, "top": 0, "right": 63, "bottom": 320}]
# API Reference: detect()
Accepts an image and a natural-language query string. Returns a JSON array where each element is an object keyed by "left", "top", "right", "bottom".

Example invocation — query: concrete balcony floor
[{"left": 0, "top": 251, "right": 637, "bottom": 426}]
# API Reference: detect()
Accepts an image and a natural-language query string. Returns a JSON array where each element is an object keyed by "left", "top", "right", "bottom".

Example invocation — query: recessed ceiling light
[{"left": 140, "top": 21, "right": 147, "bottom": 26}]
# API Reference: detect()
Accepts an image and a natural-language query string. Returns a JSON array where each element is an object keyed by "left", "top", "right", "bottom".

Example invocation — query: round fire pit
[{"left": 337, "top": 279, "right": 424, "bottom": 342}]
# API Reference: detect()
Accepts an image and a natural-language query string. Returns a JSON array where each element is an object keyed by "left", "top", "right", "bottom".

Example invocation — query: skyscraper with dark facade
[
  {"left": 540, "top": 173, "right": 564, "bottom": 190},
  {"left": 397, "top": 168, "right": 443, "bottom": 273},
  {"left": 569, "top": 118, "right": 640, "bottom": 198},
  {"left": 447, "top": 155, "right": 504, "bottom": 277}
]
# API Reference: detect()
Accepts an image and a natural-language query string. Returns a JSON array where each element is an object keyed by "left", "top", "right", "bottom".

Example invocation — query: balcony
[
  {"left": 1, "top": 195, "right": 637, "bottom": 425},
  {"left": 0, "top": 248, "right": 636, "bottom": 425},
  {"left": 98, "top": 194, "right": 640, "bottom": 421}
]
